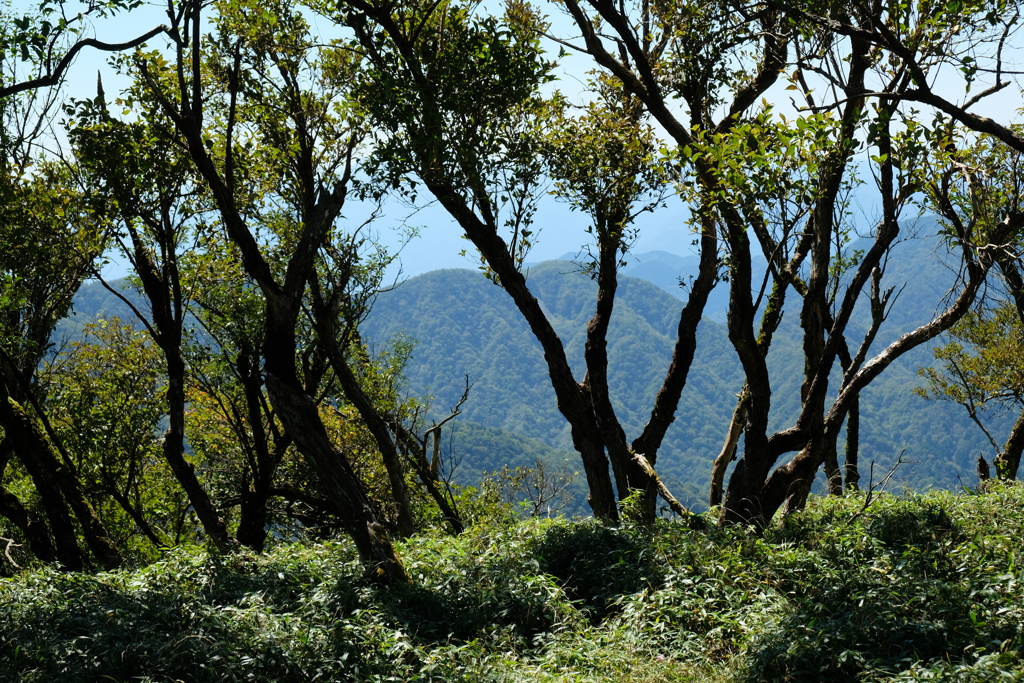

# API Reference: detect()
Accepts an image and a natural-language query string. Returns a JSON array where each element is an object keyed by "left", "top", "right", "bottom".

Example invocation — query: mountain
[
  {"left": 54, "top": 279, "right": 141, "bottom": 343},
  {"left": 555, "top": 249, "right": 738, "bottom": 322},
  {"left": 60, "top": 221, "right": 1003, "bottom": 509},
  {"left": 362, "top": 261, "right": 742, "bottom": 506},
  {"left": 364, "top": 222, "right": 1005, "bottom": 506}
]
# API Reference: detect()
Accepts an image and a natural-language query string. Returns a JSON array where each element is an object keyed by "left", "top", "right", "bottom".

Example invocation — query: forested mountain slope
[
  {"left": 62, "top": 226, "right": 1001, "bottom": 508},
  {"left": 363, "top": 226, "right": 1002, "bottom": 506}
]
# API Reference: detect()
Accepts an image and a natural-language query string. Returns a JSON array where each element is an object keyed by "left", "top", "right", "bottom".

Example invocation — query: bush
[{"left": 1, "top": 488, "right": 1024, "bottom": 682}]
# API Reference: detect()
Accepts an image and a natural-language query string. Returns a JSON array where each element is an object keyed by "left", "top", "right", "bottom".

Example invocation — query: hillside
[
  {"left": 363, "top": 223, "right": 1004, "bottom": 504},
  {"left": 362, "top": 262, "right": 743, "bottom": 506}
]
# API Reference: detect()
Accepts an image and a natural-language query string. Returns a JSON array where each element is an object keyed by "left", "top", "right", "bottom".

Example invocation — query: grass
[{"left": 2, "top": 484, "right": 1024, "bottom": 681}]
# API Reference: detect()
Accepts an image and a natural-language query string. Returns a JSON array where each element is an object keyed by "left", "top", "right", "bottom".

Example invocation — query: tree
[
  {"left": 0, "top": 159, "right": 122, "bottom": 569},
  {"left": 307, "top": 228, "right": 418, "bottom": 538},
  {"left": 69, "top": 80, "right": 235, "bottom": 552},
  {"left": 42, "top": 318, "right": 186, "bottom": 556},
  {"left": 325, "top": 0, "right": 722, "bottom": 523},
  {"left": 0, "top": 0, "right": 183, "bottom": 570},
  {"left": 917, "top": 133, "right": 1024, "bottom": 482},
  {"left": 552, "top": 0, "right": 1024, "bottom": 527},
  {"left": 132, "top": 0, "right": 409, "bottom": 581},
  {"left": 918, "top": 304, "right": 1024, "bottom": 481},
  {"left": 183, "top": 241, "right": 298, "bottom": 552},
  {"left": 0, "top": 0, "right": 169, "bottom": 98}
]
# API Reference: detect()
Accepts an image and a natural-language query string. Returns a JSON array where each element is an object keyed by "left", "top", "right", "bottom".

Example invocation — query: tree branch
[{"left": 0, "top": 26, "right": 172, "bottom": 98}]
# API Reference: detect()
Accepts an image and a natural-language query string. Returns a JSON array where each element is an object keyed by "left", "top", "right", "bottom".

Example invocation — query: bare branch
[
  {"left": 1, "top": 26, "right": 172, "bottom": 98},
  {"left": 847, "top": 451, "right": 916, "bottom": 524}
]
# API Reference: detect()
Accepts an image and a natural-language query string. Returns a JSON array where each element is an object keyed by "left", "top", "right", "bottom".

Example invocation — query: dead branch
[
  {"left": 632, "top": 452, "right": 691, "bottom": 519},
  {"left": 2, "top": 536, "right": 22, "bottom": 570},
  {"left": 847, "top": 450, "right": 917, "bottom": 524}
]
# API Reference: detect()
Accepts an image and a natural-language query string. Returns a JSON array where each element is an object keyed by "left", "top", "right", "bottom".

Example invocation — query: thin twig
[{"left": 847, "top": 450, "right": 916, "bottom": 524}]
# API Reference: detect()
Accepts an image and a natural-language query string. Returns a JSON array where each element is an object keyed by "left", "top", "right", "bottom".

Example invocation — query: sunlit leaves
[
  {"left": 343, "top": 0, "right": 553, "bottom": 229},
  {"left": 42, "top": 318, "right": 183, "bottom": 557},
  {"left": 0, "top": 162, "right": 106, "bottom": 369},
  {"left": 679, "top": 107, "right": 842, "bottom": 255},
  {"left": 917, "top": 303, "right": 1024, "bottom": 415},
  {"left": 652, "top": 0, "right": 767, "bottom": 117},
  {"left": 913, "top": 127, "right": 1024, "bottom": 247},
  {"left": 542, "top": 82, "right": 670, "bottom": 257}
]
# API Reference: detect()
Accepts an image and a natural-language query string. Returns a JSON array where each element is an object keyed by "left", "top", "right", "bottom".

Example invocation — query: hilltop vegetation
[
  {"left": 7, "top": 0, "right": 1024, "bottom": 656},
  {"left": 3, "top": 486, "right": 1024, "bottom": 682}
]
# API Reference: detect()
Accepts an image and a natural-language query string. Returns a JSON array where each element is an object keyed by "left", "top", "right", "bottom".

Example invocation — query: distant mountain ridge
[
  {"left": 364, "top": 223, "right": 1004, "bottom": 505},
  {"left": 62, "top": 222, "right": 1004, "bottom": 508}
]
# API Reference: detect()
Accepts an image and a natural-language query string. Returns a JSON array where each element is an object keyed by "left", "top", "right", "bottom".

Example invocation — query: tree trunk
[
  {"left": 401, "top": 428, "right": 465, "bottom": 535},
  {"left": 0, "top": 394, "right": 84, "bottom": 570},
  {"left": 163, "top": 354, "right": 235, "bottom": 552},
  {"left": 104, "top": 481, "right": 167, "bottom": 549},
  {"left": 632, "top": 211, "right": 719, "bottom": 472},
  {"left": 1, "top": 359, "right": 122, "bottom": 568},
  {"left": 709, "top": 389, "right": 747, "bottom": 508},
  {"left": 233, "top": 349, "right": 287, "bottom": 552},
  {"left": 764, "top": 440, "right": 822, "bottom": 521},
  {"left": 844, "top": 395, "right": 861, "bottom": 490},
  {"left": 265, "top": 372, "right": 409, "bottom": 583},
  {"left": 722, "top": 38, "right": 874, "bottom": 528},
  {"left": 996, "top": 260, "right": 1024, "bottom": 482},
  {"left": 995, "top": 407, "right": 1024, "bottom": 480},
  {"left": 583, "top": 232, "right": 656, "bottom": 522},
  {"left": 822, "top": 450, "right": 843, "bottom": 494},
  {"left": 236, "top": 485, "right": 270, "bottom": 551},
  {"left": 719, "top": 225, "right": 776, "bottom": 527},
  {"left": 428, "top": 183, "right": 619, "bottom": 520},
  {"left": 321, "top": 333, "right": 415, "bottom": 538},
  {"left": 124, "top": 221, "right": 235, "bottom": 553}
]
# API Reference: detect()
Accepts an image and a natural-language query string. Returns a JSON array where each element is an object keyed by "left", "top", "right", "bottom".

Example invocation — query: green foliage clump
[
  {"left": 535, "top": 521, "right": 660, "bottom": 620},
  {"left": 2, "top": 487, "right": 1024, "bottom": 682}
]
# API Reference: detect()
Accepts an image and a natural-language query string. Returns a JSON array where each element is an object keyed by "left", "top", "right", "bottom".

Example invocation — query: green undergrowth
[{"left": 2, "top": 485, "right": 1024, "bottom": 682}]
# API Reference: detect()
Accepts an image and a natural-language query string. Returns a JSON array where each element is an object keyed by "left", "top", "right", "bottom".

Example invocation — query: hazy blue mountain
[
  {"left": 52, "top": 279, "right": 142, "bottom": 347},
  {"left": 556, "top": 249, "right": 738, "bottom": 322}
]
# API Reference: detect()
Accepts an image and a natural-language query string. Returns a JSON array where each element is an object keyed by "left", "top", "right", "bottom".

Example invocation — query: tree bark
[
  {"left": 234, "top": 366, "right": 282, "bottom": 552},
  {"left": 0, "top": 353, "right": 122, "bottom": 568},
  {"left": 844, "top": 395, "right": 861, "bottom": 490},
  {"left": 0, "top": 393, "right": 84, "bottom": 570},
  {"left": 632, "top": 211, "right": 719, "bottom": 467},
  {"left": 163, "top": 355, "right": 234, "bottom": 552},
  {"left": 426, "top": 181, "right": 619, "bottom": 520},
  {"left": 994, "top": 259, "right": 1024, "bottom": 481},
  {"left": 583, "top": 229, "right": 656, "bottom": 521},
  {"left": 332, "top": 353, "right": 415, "bottom": 537},
  {"left": 720, "top": 33, "right": 874, "bottom": 526},
  {"left": 398, "top": 425, "right": 466, "bottom": 535},
  {"left": 995, "top": 408, "right": 1024, "bottom": 480}
]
